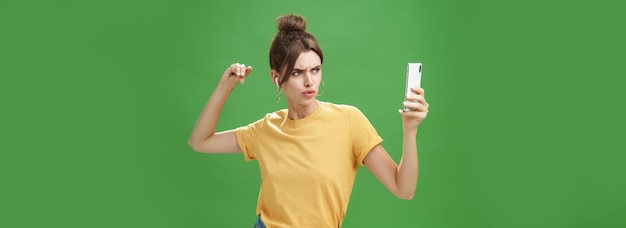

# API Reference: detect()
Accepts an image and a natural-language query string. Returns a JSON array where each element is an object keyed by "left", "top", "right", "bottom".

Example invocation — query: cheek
[{"left": 282, "top": 80, "right": 300, "bottom": 92}]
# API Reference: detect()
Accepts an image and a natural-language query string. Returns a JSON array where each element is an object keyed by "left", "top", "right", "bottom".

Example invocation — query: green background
[{"left": 1, "top": 0, "right": 625, "bottom": 227}]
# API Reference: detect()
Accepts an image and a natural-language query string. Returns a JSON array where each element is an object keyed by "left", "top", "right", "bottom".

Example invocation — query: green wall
[{"left": 2, "top": 0, "right": 625, "bottom": 227}]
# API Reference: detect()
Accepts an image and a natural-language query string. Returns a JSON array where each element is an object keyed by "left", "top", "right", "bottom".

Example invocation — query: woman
[{"left": 188, "top": 14, "right": 429, "bottom": 228}]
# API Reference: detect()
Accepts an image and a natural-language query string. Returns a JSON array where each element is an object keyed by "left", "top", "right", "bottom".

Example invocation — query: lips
[{"left": 303, "top": 90, "right": 316, "bottom": 98}]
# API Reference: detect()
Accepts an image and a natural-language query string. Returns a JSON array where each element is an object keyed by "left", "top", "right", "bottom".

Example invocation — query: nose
[{"left": 303, "top": 71, "right": 313, "bottom": 87}]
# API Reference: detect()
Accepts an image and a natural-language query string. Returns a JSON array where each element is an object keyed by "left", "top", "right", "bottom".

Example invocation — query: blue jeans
[{"left": 253, "top": 216, "right": 266, "bottom": 228}]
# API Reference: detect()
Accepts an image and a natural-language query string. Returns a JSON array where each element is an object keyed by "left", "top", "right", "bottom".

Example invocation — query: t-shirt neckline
[{"left": 283, "top": 101, "right": 327, "bottom": 127}]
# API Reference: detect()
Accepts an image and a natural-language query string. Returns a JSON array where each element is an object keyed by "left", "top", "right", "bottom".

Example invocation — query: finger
[
  {"left": 405, "top": 93, "right": 424, "bottom": 103},
  {"left": 398, "top": 108, "right": 426, "bottom": 117},
  {"left": 400, "top": 106, "right": 428, "bottom": 116},
  {"left": 244, "top": 66, "right": 253, "bottom": 76},
  {"left": 229, "top": 64, "right": 238, "bottom": 75},
  {"left": 411, "top": 87, "right": 424, "bottom": 95},
  {"left": 403, "top": 101, "right": 427, "bottom": 112},
  {"left": 240, "top": 64, "right": 249, "bottom": 76},
  {"left": 228, "top": 63, "right": 237, "bottom": 74},
  {"left": 413, "top": 96, "right": 428, "bottom": 107},
  {"left": 237, "top": 65, "right": 244, "bottom": 76},
  {"left": 406, "top": 93, "right": 428, "bottom": 106},
  {"left": 401, "top": 111, "right": 428, "bottom": 121}
]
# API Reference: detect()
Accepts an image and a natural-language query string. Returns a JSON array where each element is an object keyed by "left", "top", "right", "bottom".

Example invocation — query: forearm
[
  {"left": 395, "top": 128, "right": 418, "bottom": 200},
  {"left": 188, "top": 82, "right": 233, "bottom": 147}
]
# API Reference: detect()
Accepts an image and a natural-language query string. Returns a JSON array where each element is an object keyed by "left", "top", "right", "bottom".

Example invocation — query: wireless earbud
[{"left": 274, "top": 77, "right": 279, "bottom": 87}]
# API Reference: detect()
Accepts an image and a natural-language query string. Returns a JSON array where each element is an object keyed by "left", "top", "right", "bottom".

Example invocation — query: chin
[{"left": 298, "top": 98, "right": 318, "bottom": 106}]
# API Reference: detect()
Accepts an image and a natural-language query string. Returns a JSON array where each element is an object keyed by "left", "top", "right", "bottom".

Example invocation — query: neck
[{"left": 286, "top": 100, "right": 320, "bottom": 120}]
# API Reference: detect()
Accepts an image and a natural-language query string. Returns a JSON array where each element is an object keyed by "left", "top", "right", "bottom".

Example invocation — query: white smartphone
[{"left": 404, "top": 63, "right": 422, "bottom": 111}]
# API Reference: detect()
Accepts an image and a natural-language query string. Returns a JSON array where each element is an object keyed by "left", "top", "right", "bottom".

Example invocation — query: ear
[{"left": 270, "top": 70, "right": 279, "bottom": 87}]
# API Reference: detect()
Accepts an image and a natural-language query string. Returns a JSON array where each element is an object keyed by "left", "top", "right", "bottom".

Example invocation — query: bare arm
[
  {"left": 187, "top": 63, "right": 252, "bottom": 153},
  {"left": 364, "top": 87, "right": 428, "bottom": 200}
]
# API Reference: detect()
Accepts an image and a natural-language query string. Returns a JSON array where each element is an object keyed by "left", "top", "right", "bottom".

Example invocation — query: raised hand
[
  {"left": 399, "top": 87, "right": 429, "bottom": 131},
  {"left": 221, "top": 63, "right": 253, "bottom": 89}
]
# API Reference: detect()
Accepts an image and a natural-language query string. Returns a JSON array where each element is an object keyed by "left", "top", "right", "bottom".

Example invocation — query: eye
[
  {"left": 312, "top": 67, "right": 321, "bottom": 73},
  {"left": 291, "top": 70, "right": 302, "bottom": 76}
]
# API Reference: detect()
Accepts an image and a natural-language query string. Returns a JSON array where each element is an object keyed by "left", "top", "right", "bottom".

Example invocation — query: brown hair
[{"left": 269, "top": 14, "right": 324, "bottom": 87}]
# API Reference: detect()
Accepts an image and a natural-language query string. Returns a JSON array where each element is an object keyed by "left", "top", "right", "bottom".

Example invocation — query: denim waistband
[{"left": 253, "top": 215, "right": 266, "bottom": 228}]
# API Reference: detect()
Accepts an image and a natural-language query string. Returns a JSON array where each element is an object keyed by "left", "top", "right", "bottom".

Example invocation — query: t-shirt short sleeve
[
  {"left": 235, "top": 117, "right": 264, "bottom": 161},
  {"left": 349, "top": 107, "right": 383, "bottom": 166}
]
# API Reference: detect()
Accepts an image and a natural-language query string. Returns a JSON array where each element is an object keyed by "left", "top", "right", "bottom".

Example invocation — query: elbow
[
  {"left": 188, "top": 132, "right": 217, "bottom": 153},
  {"left": 394, "top": 189, "right": 415, "bottom": 200},
  {"left": 187, "top": 140, "right": 197, "bottom": 152},
  {"left": 396, "top": 192, "right": 414, "bottom": 200},
  {"left": 188, "top": 138, "right": 216, "bottom": 153},
  {"left": 187, "top": 138, "right": 202, "bottom": 152}
]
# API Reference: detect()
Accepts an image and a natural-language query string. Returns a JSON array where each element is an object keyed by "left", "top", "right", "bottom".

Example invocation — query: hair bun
[{"left": 277, "top": 14, "right": 306, "bottom": 32}]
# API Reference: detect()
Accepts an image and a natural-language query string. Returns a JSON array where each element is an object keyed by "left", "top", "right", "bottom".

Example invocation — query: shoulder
[
  {"left": 317, "top": 102, "right": 372, "bottom": 125},
  {"left": 257, "top": 109, "right": 288, "bottom": 127},
  {"left": 240, "top": 109, "right": 287, "bottom": 129},
  {"left": 321, "top": 101, "right": 361, "bottom": 114},
  {"left": 267, "top": 109, "right": 288, "bottom": 119}
]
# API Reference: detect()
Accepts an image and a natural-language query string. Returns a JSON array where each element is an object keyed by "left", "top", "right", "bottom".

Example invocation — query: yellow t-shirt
[{"left": 235, "top": 102, "right": 383, "bottom": 227}]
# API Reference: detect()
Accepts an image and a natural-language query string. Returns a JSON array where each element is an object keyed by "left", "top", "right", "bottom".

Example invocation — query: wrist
[
  {"left": 216, "top": 81, "right": 235, "bottom": 93},
  {"left": 403, "top": 127, "right": 418, "bottom": 136}
]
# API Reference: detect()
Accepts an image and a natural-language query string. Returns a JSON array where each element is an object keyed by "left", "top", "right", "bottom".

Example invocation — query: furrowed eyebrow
[{"left": 293, "top": 65, "right": 322, "bottom": 71}]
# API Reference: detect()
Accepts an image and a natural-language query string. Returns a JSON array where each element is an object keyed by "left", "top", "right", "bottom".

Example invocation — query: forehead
[{"left": 294, "top": 51, "right": 321, "bottom": 68}]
